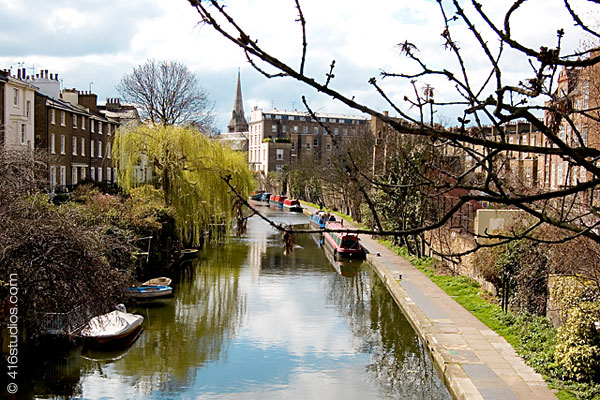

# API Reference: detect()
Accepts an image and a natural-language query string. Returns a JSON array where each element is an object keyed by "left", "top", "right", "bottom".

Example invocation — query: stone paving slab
[{"left": 300, "top": 205, "right": 557, "bottom": 400}]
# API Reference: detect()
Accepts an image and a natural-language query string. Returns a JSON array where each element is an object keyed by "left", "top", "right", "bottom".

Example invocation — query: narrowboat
[
  {"left": 322, "top": 221, "right": 365, "bottom": 260},
  {"left": 283, "top": 199, "right": 303, "bottom": 212},
  {"left": 80, "top": 306, "right": 144, "bottom": 349},
  {"left": 127, "top": 285, "right": 173, "bottom": 300},
  {"left": 259, "top": 192, "right": 272, "bottom": 202},
  {"left": 249, "top": 190, "right": 264, "bottom": 201},
  {"left": 269, "top": 194, "right": 287, "bottom": 208},
  {"left": 309, "top": 211, "right": 336, "bottom": 229}
]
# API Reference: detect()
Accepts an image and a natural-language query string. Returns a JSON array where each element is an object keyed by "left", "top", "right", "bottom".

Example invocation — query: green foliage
[
  {"left": 555, "top": 302, "right": 600, "bottom": 383},
  {"left": 113, "top": 124, "right": 255, "bottom": 246},
  {"left": 552, "top": 276, "right": 600, "bottom": 321}
]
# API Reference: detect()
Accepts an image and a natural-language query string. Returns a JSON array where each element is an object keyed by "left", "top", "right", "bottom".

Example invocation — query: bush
[{"left": 555, "top": 302, "right": 600, "bottom": 382}]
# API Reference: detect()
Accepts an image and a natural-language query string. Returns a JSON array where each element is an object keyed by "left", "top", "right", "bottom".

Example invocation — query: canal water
[{"left": 27, "top": 209, "right": 451, "bottom": 399}]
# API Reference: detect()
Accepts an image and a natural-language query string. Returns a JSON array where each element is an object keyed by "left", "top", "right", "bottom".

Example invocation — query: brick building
[
  {"left": 248, "top": 108, "right": 368, "bottom": 175},
  {"left": 27, "top": 71, "right": 120, "bottom": 191},
  {"left": 463, "top": 120, "right": 543, "bottom": 189},
  {"left": 540, "top": 65, "right": 599, "bottom": 189}
]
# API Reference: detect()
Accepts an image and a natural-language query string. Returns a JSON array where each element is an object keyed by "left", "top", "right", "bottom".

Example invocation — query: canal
[{"left": 27, "top": 208, "right": 451, "bottom": 399}]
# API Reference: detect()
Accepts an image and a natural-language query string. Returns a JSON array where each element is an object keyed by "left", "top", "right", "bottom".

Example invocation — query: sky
[{"left": 0, "top": 0, "right": 596, "bottom": 131}]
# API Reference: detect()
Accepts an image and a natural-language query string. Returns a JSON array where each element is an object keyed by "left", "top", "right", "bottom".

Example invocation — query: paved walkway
[{"left": 302, "top": 205, "right": 556, "bottom": 400}]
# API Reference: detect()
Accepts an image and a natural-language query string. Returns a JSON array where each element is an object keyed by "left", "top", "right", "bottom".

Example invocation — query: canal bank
[{"left": 301, "top": 205, "right": 556, "bottom": 400}]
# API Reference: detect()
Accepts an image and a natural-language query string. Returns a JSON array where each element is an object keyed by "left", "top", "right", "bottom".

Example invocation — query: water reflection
[{"left": 27, "top": 209, "right": 449, "bottom": 399}]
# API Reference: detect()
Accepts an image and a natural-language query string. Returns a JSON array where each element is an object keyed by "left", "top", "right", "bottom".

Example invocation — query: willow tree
[{"left": 113, "top": 124, "right": 254, "bottom": 246}]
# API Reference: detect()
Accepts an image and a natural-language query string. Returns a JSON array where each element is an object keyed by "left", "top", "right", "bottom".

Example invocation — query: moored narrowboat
[
  {"left": 259, "top": 192, "right": 271, "bottom": 202},
  {"left": 269, "top": 194, "right": 287, "bottom": 208},
  {"left": 309, "top": 211, "right": 336, "bottom": 229},
  {"left": 249, "top": 190, "right": 264, "bottom": 201},
  {"left": 322, "top": 221, "right": 365, "bottom": 260},
  {"left": 283, "top": 199, "right": 303, "bottom": 212}
]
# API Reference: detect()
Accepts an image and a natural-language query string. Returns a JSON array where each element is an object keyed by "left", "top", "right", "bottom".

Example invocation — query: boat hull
[
  {"left": 283, "top": 204, "right": 303, "bottom": 212},
  {"left": 143, "top": 277, "right": 172, "bottom": 286},
  {"left": 323, "top": 234, "right": 365, "bottom": 260},
  {"left": 80, "top": 310, "right": 144, "bottom": 350},
  {"left": 127, "top": 285, "right": 173, "bottom": 300}
]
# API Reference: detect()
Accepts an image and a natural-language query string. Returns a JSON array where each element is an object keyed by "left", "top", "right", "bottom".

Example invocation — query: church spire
[{"left": 227, "top": 69, "right": 249, "bottom": 133}]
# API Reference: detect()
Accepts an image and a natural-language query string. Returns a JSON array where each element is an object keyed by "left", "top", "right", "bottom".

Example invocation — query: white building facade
[{"left": 3, "top": 72, "right": 37, "bottom": 151}]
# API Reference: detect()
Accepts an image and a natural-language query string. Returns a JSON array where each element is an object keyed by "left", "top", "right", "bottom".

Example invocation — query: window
[
  {"left": 293, "top": 126, "right": 299, "bottom": 133},
  {"left": 81, "top": 137, "right": 85, "bottom": 156},
  {"left": 107, "top": 142, "right": 111, "bottom": 159},
  {"left": 276, "top": 149, "right": 284, "bottom": 160},
  {"left": 559, "top": 125, "right": 565, "bottom": 140},
  {"left": 303, "top": 126, "right": 308, "bottom": 134},
  {"left": 98, "top": 121, "right": 103, "bottom": 134},
  {"left": 61, "top": 111, "right": 65, "bottom": 126},
  {"left": 81, "top": 168, "right": 86, "bottom": 180},
  {"left": 313, "top": 138, "right": 318, "bottom": 146},
  {"left": 26, "top": 101, "right": 31, "bottom": 119},
  {"left": 49, "top": 166, "right": 56, "bottom": 191},
  {"left": 282, "top": 125, "right": 287, "bottom": 133},
  {"left": 73, "top": 113, "right": 77, "bottom": 128},
  {"left": 60, "top": 135, "right": 65, "bottom": 154},
  {"left": 583, "top": 80, "right": 590, "bottom": 109},
  {"left": 343, "top": 128, "right": 348, "bottom": 136},
  {"left": 314, "top": 127, "right": 319, "bottom": 134},
  {"left": 98, "top": 141, "right": 103, "bottom": 158},
  {"left": 13, "top": 88, "right": 19, "bottom": 106},
  {"left": 90, "top": 167, "right": 95, "bottom": 181},
  {"left": 271, "top": 125, "right": 277, "bottom": 133},
  {"left": 558, "top": 163, "right": 564, "bottom": 186},
  {"left": 50, "top": 133, "right": 56, "bottom": 154},
  {"left": 72, "top": 167, "right": 78, "bottom": 185},
  {"left": 275, "top": 165, "right": 282, "bottom": 171},
  {"left": 98, "top": 167, "right": 103, "bottom": 182},
  {"left": 81, "top": 116, "right": 86, "bottom": 130},
  {"left": 326, "top": 143, "right": 332, "bottom": 151},
  {"left": 91, "top": 120, "right": 95, "bottom": 133},
  {"left": 334, "top": 128, "right": 339, "bottom": 136},
  {"left": 72, "top": 137, "right": 77, "bottom": 155},
  {"left": 91, "top": 140, "right": 95, "bottom": 158},
  {"left": 59, "top": 166, "right": 66, "bottom": 186},
  {"left": 275, "top": 115, "right": 282, "bottom": 120},
  {"left": 51, "top": 109, "right": 55, "bottom": 125},
  {"left": 306, "top": 142, "right": 311, "bottom": 150},
  {"left": 291, "top": 141, "right": 296, "bottom": 150},
  {"left": 107, "top": 167, "right": 112, "bottom": 183},
  {"left": 20, "top": 124, "right": 26, "bottom": 144}
]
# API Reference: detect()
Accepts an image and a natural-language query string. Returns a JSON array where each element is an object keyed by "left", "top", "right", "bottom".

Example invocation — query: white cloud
[{"left": 0, "top": 0, "right": 597, "bottom": 130}]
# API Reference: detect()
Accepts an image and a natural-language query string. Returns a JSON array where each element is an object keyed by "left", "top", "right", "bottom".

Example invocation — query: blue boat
[
  {"left": 309, "top": 211, "right": 336, "bottom": 229},
  {"left": 259, "top": 192, "right": 271, "bottom": 202},
  {"left": 127, "top": 285, "right": 173, "bottom": 300}
]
